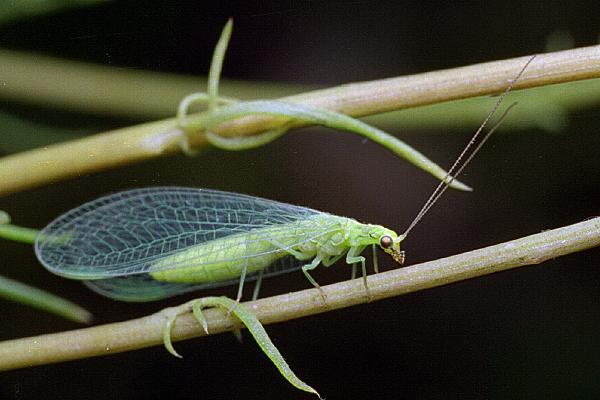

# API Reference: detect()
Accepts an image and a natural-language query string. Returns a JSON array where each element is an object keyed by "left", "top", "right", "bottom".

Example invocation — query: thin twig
[
  {"left": 0, "top": 275, "right": 92, "bottom": 324},
  {"left": 0, "top": 45, "right": 599, "bottom": 196},
  {"left": 1, "top": 217, "right": 598, "bottom": 371}
]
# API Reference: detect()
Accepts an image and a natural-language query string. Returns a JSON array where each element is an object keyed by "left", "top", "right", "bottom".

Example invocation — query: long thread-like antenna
[{"left": 401, "top": 55, "right": 536, "bottom": 238}]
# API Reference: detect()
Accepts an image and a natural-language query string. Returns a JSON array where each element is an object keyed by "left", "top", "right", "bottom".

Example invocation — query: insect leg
[
  {"left": 251, "top": 269, "right": 265, "bottom": 301},
  {"left": 235, "top": 257, "right": 250, "bottom": 303},
  {"left": 321, "top": 253, "right": 345, "bottom": 267},
  {"left": 229, "top": 259, "right": 252, "bottom": 339},
  {"left": 346, "top": 246, "right": 371, "bottom": 301},
  {"left": 301, "top": 256, "right": 326, "bottom": 301},
  {"left": 266, "top": 238, "right": 311, "bottom": 260},
  {"left": 262, "top": 238, "right": 325, "bottom": 299},
  {"left": 372, "top": 244, "right": 380, "bottom": 274},
  {"left": 320, "top": 252, "right": 354, "bottom": 280}
]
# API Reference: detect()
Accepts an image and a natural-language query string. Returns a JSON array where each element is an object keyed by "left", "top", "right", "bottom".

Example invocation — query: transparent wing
[
  {"left": 35, "top": 187, "right": 332, "bottom": 279},
  {"left": 83, "top": 255, "right": 305, "bottom": 302}
]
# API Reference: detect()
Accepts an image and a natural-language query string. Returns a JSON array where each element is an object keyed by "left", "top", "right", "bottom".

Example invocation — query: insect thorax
[{"left": 298, "top": 214, "right": 396, "bottom": 256}]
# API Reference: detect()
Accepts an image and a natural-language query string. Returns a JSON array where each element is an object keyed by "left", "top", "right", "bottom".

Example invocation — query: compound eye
[{"left": 380, "top": 235, "right": 393, "bottom": 249}]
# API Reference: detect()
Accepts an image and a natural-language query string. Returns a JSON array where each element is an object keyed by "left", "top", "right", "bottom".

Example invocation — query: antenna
[{"left": 401, "top": 55, "right": 536, "bottom": 239}]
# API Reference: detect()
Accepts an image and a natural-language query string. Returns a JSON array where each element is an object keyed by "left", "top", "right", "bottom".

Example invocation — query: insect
[{"left": 34, "top": 186, "right": 404, "bottom": 302}]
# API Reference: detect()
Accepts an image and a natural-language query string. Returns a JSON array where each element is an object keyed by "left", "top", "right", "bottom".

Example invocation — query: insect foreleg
[
  {"left": 321, "top": 251, "right": 351, "bottom": 279},
  {"left": 346, "top": 246, "right": 371, "bottom": 300},
  {"left": 372, "top": 244, "right": 379, "bottom": 274}
]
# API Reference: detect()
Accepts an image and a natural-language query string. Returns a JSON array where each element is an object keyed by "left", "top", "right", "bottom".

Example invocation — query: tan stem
[
  {"left": 0, "top": 45, "right": 599, "bottom": 197},
  {"left": 0, "top": 217, "right": 598, "bottom": 371}
]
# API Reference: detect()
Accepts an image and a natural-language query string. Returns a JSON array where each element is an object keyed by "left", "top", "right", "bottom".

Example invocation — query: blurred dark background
[{"left": 1, "top": 1, "right": 599, "bottom": 399}]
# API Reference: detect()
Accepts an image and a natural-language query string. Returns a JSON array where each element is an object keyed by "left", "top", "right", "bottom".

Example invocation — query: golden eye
[{"left": 379, "top": 235, "right": 393, "bottom": 249}]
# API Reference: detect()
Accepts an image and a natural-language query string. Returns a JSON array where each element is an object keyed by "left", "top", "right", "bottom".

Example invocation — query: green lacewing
[{"left": 35, "top": 187, "right": 403, "bottom": 301}]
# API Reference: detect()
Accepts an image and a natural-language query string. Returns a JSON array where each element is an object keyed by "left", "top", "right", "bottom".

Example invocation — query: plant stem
[
  {"left": 0, "top": 217, "right": 598, "bottom": 372},
  {"left": 0, "top": 45, "right": 599, "bottom": 197},
  {"left": 0, "top": 223, "right": 37, "bottom": 244},
  {"left": 0, "top": 275, "right": 92, "bottom": 324},
  {"left": 0, "top": 49, "right": 309, "bottom": 119}
]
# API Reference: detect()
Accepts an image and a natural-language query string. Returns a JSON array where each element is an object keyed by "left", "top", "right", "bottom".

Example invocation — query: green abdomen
[{"left": 149, "top": 231, "right": 287, "bottom": 283}]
